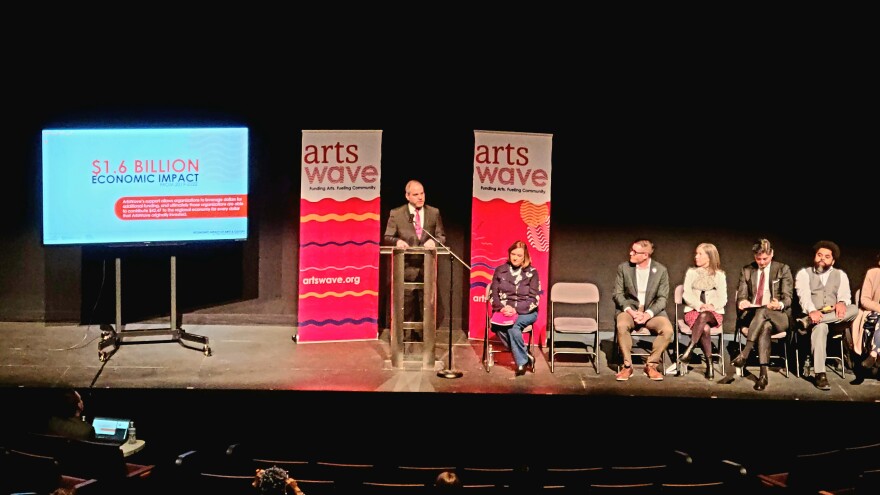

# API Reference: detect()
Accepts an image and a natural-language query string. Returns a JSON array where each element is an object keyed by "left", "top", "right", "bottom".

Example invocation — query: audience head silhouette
[
  {"left": 55, "top": 388, "right": 84, "bottom": 418},
  {"left": 434, "top": 470, "right": 462, "bottom": 490},
  {"left": 44, "top": 388, "right": 95, "bottom": 440},
  {"left": 253, "top": 465, "right": 304, "bottom": 494}
]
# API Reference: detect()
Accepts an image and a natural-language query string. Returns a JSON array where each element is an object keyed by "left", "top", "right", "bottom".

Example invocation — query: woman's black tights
[{"left": 690, "top": 311, "right": 718, "bottom": 358}]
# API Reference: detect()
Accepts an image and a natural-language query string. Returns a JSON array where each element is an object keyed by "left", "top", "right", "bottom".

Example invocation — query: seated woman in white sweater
[{"left": 680, "top": 242, "right": 727, "bottom": 379}]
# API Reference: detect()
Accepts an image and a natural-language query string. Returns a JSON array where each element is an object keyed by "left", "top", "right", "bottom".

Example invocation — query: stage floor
[{"left": 2, "top": 322, "right": 877, "bottom": 402}]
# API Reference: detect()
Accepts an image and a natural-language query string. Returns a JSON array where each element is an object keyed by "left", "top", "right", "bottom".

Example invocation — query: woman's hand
[{"left": 501, "top": 305, "right": 516, "bottom": 316}]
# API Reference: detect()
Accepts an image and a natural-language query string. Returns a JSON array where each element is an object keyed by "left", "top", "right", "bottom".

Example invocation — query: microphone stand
[{"left": 420, "top": 227, "right": 469, "bottom": 379}]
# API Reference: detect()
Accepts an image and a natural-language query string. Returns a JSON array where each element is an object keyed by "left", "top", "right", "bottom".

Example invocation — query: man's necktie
[
  {"left": 755, "top": 269, "right": 766, "bottom": 306},
  {"left": 414, "top": 208, "right": 422, "bottom": 239}
]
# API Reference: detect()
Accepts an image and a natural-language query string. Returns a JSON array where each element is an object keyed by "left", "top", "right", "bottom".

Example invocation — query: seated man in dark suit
[{"left": 729, "top": 239, "right": 794, "bottom": 391}]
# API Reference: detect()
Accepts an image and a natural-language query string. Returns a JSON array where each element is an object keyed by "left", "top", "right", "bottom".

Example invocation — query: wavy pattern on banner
[
  {"left": 300, "top": 200, "right": 378, "bottom": 244},
  {"left": 520, "top": 201, "right": 550, "bottom": 253},
  {"left": 470, "top": 273, "right": 493, "bottom": 280},
  {"left": 301, "top": 212, "right": 380, "bottom": 222},
  {"left": 471, "top": 260, "right": 506, "bottom": 269},
  {"left": 297, "top": 323, "right": 378, "bottom": 343},
  {"left": 300, "top": 264, "right": 378, "bottom": 272},
  {"left": 299, "top": 290, "right": 379, "bottom": 299},
  {"left": 299, "top": 317, "right": 378, "bottom": 328},
  {"left": 298, "top": 196, "right": 380, "bottom": 342},
  {"left": 303, "top": 197, "right": 377, "bottom": 211},
  {"left": 469, "top": 244, "right": 507, "bottom": 290},
  {"left": 526, "top": 217, "right": 551, "bottom": 254},
  {"left": 301, "top": 240, "right": 379, "bottom": 248}
]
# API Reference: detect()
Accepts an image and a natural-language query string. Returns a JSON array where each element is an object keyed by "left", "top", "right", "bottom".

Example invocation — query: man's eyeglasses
[{"left": 630, "top": 250, "right": 649, "bottom": 256}]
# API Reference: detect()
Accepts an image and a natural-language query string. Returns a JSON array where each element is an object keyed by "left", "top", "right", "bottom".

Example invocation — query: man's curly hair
[
  {"left": 813, "top": 240, "right": 841, "bottom": 261},
  {"left": 254, "top": 466, "right": 289, "bottom": 493}
]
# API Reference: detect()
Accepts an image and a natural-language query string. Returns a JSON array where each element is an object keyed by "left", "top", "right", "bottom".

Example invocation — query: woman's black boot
[{"left": 680, "top": 342, "right": 696, "bottom": 364}]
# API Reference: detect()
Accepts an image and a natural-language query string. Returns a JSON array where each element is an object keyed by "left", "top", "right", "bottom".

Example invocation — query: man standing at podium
[{"left": 383, "top": 180, "right": 446, "bottom": 339}]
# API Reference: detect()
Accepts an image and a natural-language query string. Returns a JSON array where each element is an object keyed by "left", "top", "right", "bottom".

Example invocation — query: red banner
[
  {"left": 468, "top": 131, "right": 552, "bottom": 344},
  {"left": 297, "top": 131, "right": 382, "bottom": 342}
]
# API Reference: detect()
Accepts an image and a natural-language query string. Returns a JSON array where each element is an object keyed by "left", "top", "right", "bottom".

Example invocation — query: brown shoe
[
  {"left": 645, "top": 364, "right": 664, "bottom": 381},
  {"left": 615, "top": 366, "right": 634, "bottom": 381}
]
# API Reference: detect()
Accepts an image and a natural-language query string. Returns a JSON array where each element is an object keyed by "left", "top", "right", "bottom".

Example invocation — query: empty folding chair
[{"left": 549, "top": 282, "right": 601, "bottom": 373}]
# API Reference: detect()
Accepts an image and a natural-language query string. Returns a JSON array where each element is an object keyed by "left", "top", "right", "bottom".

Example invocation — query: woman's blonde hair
[{"left": 697, "top": 242, "right": 722, "bottom": 274}]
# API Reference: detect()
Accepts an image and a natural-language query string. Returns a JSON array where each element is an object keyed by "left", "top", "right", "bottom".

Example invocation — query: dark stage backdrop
[{"left": 2, "top": 57, "right": 875, "bottom": 334}]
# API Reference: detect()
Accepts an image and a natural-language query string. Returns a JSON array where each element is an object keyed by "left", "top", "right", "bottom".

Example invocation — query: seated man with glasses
[{"left": 612, "top": 239, "right": 674, "bottom": 381}]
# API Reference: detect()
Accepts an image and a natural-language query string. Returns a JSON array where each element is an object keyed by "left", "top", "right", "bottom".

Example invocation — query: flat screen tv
[{"left": 41, "top": 127, "right": 249, "bottom": 246}]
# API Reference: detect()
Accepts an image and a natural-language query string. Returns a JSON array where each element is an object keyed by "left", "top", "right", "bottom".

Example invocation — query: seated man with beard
[{"left": 794, "top": 240, "right": 858, "bottom": 390}]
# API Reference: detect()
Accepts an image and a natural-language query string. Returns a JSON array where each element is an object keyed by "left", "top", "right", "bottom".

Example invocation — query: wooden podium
[{"left": 380, "top": 246, "right": 447, "bottom": 370}]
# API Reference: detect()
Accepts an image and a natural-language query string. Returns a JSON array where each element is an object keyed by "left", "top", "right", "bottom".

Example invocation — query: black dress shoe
[
  {"left": 815, "top": 372, "right": 831, "bottom": 390},
  {"left": 795, "top": 316, "right": 811, "bottom": 334},
  {"left": 843, "top": 352, "right": 854, "bottom": 371},
  {"left": 515, "top": 365, "right": 526, "bottom": 376},
  {"left": 754, "top": 375, "right": 768, "bottom": 391}
]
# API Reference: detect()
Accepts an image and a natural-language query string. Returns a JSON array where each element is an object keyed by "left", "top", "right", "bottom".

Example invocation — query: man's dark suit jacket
[
  {"left": 735, "top": 261, "right": 793, "bottom": 327},
  {"left": 383, "top": 204, "right": 445, "bottom": 247},
  {"left": 612, "top": 260, "right": 671, "bottom": 320}
]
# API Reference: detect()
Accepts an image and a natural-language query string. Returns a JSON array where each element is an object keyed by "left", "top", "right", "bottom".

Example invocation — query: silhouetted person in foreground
[
  {"left": 434, "top": 470, "right": 462, "bottom": 490},
  {"left": 45, "top": 388, "right": 95, "bottom": 440},
  {"left": 253, "top": 465, "right": 304, "bottom": 494}
]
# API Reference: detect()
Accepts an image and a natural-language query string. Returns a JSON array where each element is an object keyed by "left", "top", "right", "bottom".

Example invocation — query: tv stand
[{"left": 98, "top": 256, "right": 212, "bottom": 361}]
